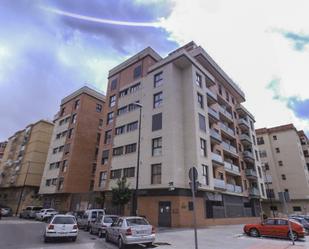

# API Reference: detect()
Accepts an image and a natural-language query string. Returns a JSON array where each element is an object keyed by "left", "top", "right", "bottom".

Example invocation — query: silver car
[
  {"left": 36, "top": 209, "right": 58, "bottom": 221},
  {"left": 44, "top": 215, "right": 78, "bottom": 242},
  {"left": 105, "top": 216, "right": 155, "bottom": 249},
  {"left": 89, "top": 215, "right": 118, "bottom": 237},
  {"left": 19, "top": 206, "right": 43, "bottom": 219}
]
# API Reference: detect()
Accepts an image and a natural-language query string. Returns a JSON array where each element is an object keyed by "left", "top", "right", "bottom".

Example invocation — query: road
[{"left": 1, "top": 217, "right": 309, "bottom": 249}]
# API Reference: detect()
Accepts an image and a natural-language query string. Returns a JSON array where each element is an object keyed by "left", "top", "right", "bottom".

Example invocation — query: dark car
[
  {"left": 0, "top": 205, "right": 13, "bottom": 217},
  {"left": 290, "top": 216, "right": 309, "bottom": 233}
]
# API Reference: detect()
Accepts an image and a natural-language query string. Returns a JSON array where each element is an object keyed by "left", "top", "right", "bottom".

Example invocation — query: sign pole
[
  {"left": 189, "top": 167, "right": 199, "bottom": 249},
  {"left": 280, "top": 192, "right": 294, "bottom": 245}
]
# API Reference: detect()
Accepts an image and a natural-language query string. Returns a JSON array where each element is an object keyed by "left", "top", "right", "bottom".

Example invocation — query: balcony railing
[
  {"left": 249, "top": 187, "right": 260, "bottom": 197},
  {"left": 222, "top": 141, "right": 237, "bottom": 154},
  {"left": 220, "top": 123, "right": 235, "bottom": 137},
  {"left": 210, "top": 129, "right": 222, "bottom": 142},
  {"left": 214, "top": 178, "right": 226, "bottom": 189},
  {"left": 240, "top": 134, "right": 252, "bottom": 143},
  {"left": 219, "top": 106, "right": 233, "bottom": 120},
  {"left": 238, "top": 118, "right": 250, "bottom": 129},
  {"left": 208, "top": 108, "right": 219, "bottom": 121},
  {"left": 243, "top": 151, "right": 255, "bottom": 161},
  {"left": 211, "top": 152, "right": 224, "bottom": 165},
  {"left": 224, "top": 161, "right": 240, "bottom": 175},
  {"left": 226, "top": 183, "right": 242, "bottom": 193},
  {"left": 206, "top": 90, "right": 217, "bottom": 102},
  {"left": 245, "top": 168, "right": 257, "bottom": 178}
]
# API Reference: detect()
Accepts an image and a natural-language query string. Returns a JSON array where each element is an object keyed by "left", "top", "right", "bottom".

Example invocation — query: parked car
[
  {"left": 36, "top": 209, "right": 58, "bottom": 221},
  {"left": 19, "top": 206, "right": 43, "bottom": 219},
  {"left": 89, "top": 215, "right": 119, "bottom": 237},
  {"left": 244, "top": 218, "right": 305, "bottom": 240},
  {"left": 43, "top": 214, "right": 78, "bottom": 242},
  {"left": 1, "top": 207, "right": 13, "bottom": 217},
  {"left": 78, "top": 209, "right": 105, "bottom": 231},
  {"left": 105, "top": 216, "right": 155, "bottom": 248},
  {"left": 290, "top": 216, "right": 309, "bottom": 233}
]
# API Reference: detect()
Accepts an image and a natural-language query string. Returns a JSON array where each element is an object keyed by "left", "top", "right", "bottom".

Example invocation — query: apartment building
[
  {"left": 0, "top": 141, "right": 7, "bottom": 162},
  {"left": 0, "top": 120, "right": 53, "bottom": 213},
  {"left": 94, "top": 41, "right": 266, "bottom": 227},
  {"left": 256, "top": 124, "right": 309, "bottom": 216},
  {"left": 39, "top": 86, "right": 105, "bottom": 211}
]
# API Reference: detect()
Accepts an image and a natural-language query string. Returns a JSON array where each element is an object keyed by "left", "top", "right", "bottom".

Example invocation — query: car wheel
[
  {"left": 98, "top": 229, "right": 103, "bottom": 238},
  {"left": 44, "top": 236, "right": 50, "bottom": 243},
  {"left": 145, "top": 242, "right": 153, "bottom": 248},
  {"left": 118, "top": 237, "right": 126, "bottom": 249},
  {"left": 105, "top": 232, "right": 110, "bottom": 242},
  {"left": 89, "top": 227, "right": 93, "bottom": 234},
  {"left": 249, "top": 228, "right": 260, "bottom": 237},
  {"left": 288, "top": 231, "right": 298, "bottom": 241},
  {"left": 71, "top": 236, "right": 77, "bottom": 242},
  {"left": 85, "top": 223, "right": 90, "bottom": 231}
]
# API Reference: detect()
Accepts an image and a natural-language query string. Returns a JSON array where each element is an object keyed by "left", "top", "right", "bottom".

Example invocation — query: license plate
[
  {"left": 136, "top": 230, "right": 147, "bottom": 235},
  {"left": 59, "top": 232, "right": 68, "bottom": 234}
]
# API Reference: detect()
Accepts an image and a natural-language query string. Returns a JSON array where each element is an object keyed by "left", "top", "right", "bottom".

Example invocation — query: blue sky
[{"left": 0, "top": 0, "right": 309, "bottom": 140}]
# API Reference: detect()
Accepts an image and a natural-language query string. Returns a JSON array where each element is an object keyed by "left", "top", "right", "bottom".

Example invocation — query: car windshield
[
  {"left": 46, "top": 209, "right": 55, "bottom": 212},
  {"left": 104, "top": 216, "right": 118, "bottom": 223},
  {"left": 126, "top": 218, "right": 149, "bottom": 226},
  {"left": 52, "top": 217, "right": 76, "bottom": 224},
  {"left": 33, "top": 207, "right": 43, "bottom": 211}
]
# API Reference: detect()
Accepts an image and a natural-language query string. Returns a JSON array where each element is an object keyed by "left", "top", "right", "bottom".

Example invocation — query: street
[{"left": 1, "top": 217, "right": 309, "bottom": 249}]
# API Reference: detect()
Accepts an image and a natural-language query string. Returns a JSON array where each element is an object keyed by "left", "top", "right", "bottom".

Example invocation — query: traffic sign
[{"left": 189, "top": 167, "right": 198, "bottom": 182}]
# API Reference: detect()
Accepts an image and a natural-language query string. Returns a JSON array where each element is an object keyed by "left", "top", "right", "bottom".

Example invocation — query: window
[
  {"left": 266, "top": 189, "right": 275, "bottom": 198},
  {"left": 202, "top": 164, "right": 209, "bottom": 185},
  {"left": 98, "top": 119, "right": 103, "bottom": 129},
  {"left": 99, "top": 171, "right": 107, "bottom": 188},
  {"left": 61, "top": 130, "right": 67, "bottom": 137},
  {"left": 277, "top": 219, "right": 288, "bottom": 225},
  {"left": 265, "top": 219, "right": 275, "bottom": 225},
  {"left": 115, "top": 126, "right": 125, "bottom": 135},
  {"left": 255, "top": 150, "right": 259, "bottom": 161},
  {"left": 258, "top": 166, "right": 262, "bottom": 178},
  {"left": 58, "top": 146, "right": 64, "bottom": 152},
  {"left": 60, "top": 107, "right": 65, "bottom": 116},
  {"left": 273, "top": 135, "right": 277, "bottom": 140},
  {"left": 113, "top": 146, "right": 124, "bottom": 156},
  {"left": 53, "top": 148, "right": 58, "bottom": 154},
  {"left": 89, "top": 180, "right": 94, "bottom": 191},
  {"left": 128, "top": 103, "right": 139, "bottom": 112},
  {"left": 46, "top": 179, "right": 51, "bottom": 186},
  {"left": 249, "top": 120, "right": 254, "bottom": 130},
  {"left": 264, "top": 163, "right": 269, "bottom": 170},
  {"left": 57, "top": 178, "right": 64, "bottom": 190},
  {"left": 96, "top": 133, "right": 101, "bottom": 145},
  {"left": 152, "top": 137, "right": 162, "bottom": 156},
  {"left": 110, "top": 169, "right": 122, "bottom": 179},
  {"left": 107, "top": 112, "right": 114, "bottom": 124},
  {"left": 96, "top": 104, "right": 103, "bottom": 112},
  {"left": 74, "top": 99, "right": 80, "bottom": 109},
  {"left": 104, "top": 130, "right": 112, "bottom": 144},
  {"left": 196, "top": 73, "right": 202, "bottom": 87},
  {"left": 259, "top": 150, "right": 267, "bottom": 158},
  {"left": 56, "top": 133, "right": 61, "bottom": 139},
  {"left": 278, "top": 161, "right": 283, "bottom": 166},
  {"left": 241, "top": 161, "right": 244, "bottom": 170},
  {"left": 293, "top": 206, "right": 302, "bottom": 212},
  {"left": 226, "top": 91, "right": 229, "bottom": 102},
  {"left": 275, "top": 147, "right": 280, "bottom": 153},
  {"left": 64, "top": 143, "right": 70, "bottom": 154},
  {"left": 197, "top": 93, "right": 204, "bottom": 109},
  {"left": 130, "top": 83, "right": 140, "bottom": 93},
  {"left": 49, "top": 163, "right": 55, "bottom": 170},
  {"left": 55, "top": 162, "right": 60, "bottom": 169},
  {"left": 125, "top": 143, "right": 137, "bottom": 154},
  {"left": 260, "top": 183, "right": 265, "bottom": 196},
  {"left": 151, "top": 164, "right": 161, "bottom": 184},
  {"left": 152, "top": 113, "right": 162, "bottom": 131},
  {"left": 198, "top": 114, "right": 206, "bottom": 132},
  {"left": 109, "top": 95, "right": 116, "bottom": 107},
  {"left": 127, "top": 121, "right": 138, "bottom": 132},
  {"left": 188, "top": 201, "right": 194, "bottom": 211},
  {"left": 218, "top": 84, "right": 222, "bottom": 95},
  {"left": 154, "top": 72, "right": 163, "bottom": 88},
  {"left": 153, "top": 92, "right": 163, "bottom": 108},
  {"left": 123, "top": 167, "right": 135, "bottom": 178},
  {"left": 252, "top": 135, "right": 256, "bottom": 145},
  {"left": 270, "top": 206, "right": 278, "bottom": 211},
  {"left": 52, "top": 178, "right": 57, "bottom": 186},
  {"left": 101, "top": 150, "right": 109, "bottom": 164},
  {"left": 281, "top": 174, "right": 286, "bottom": 180},
  {"left": 71, "top": 114, "right": 77, "bottom": 124},
  {"left": 200, "top": 138, "right": 207, "bottom": 157},
  {"left": 257, "top": 137, "right": 264, "bottom": 145},
  {"left": 232, "top": 97, "right": 235, "bottom": 104},
  {"left": 284, "top": 189, "right": 289, "bottom": 193},
  {"left": 68, "top": 128, "right": 73, "bottom": 139},
  {"left": 62, "top": 160, "right": 67, "bottom": 172},
  {"left": 133, "top": 65, "right": 142, "bottom": 79},
  {"left": 111, "top": 78, "right": 118, "bottom": 91},
  {"left": 117, "top": 106, "right": 128, "bottom": 116},
  {"left": 119, "top": 88, "right": 128, "bottom": 97}
]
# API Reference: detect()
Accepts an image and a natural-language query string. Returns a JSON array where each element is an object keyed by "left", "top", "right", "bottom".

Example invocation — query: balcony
[
  {"left": 214, "top": 178, "right": 226, "bottom": 190},
  {"left": 243, "top": 150, "right": 255, "bottom": 163},
  {"left": 211, "top": 152, "right": 224, "bottom": 166},
  {"left": 264, "top": 174, "right": 272, "bottom": 183},
  {"left": 222, "top": 141, "right": 238, "bottom": 156},
  {"left": 238, "top": 118, "right": 250, "bottom": 131},
  {"left": 226, "top": 184, "right": 242, "bottom": 193},
  {"left": 249, "top": 187, "right": 260, "bottom": 198},
  {"left": 206, "top": 90, "right": 217, "bottom": 105},
  {"left": 210, "top": 129, "right": 222, "bottom": 144},
  {"left": 224, "top": 161, "right": 241, "bottom": 175},
  {"left": 208, "top": 108, "right": 219, "bottom": 122},
  {"left": 219, "top": 106, "right": 233, "bottom": 121},
  {"left": 220, "top": 123, "right": 235, "bottom": 138},
  {"left": 240, "top": 134, "right": 252, "bottom": 146},
  {"left": 245, "top": 168, "right": 258, "bottom": 179}
]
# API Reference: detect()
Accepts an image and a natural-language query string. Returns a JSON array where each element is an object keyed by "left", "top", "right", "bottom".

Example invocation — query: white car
[
  {"left": 44, "top": 215, "right": 78, "bottom": 242},
  {"left": 78, "top": 209, "right": 105, "bottom": 231},
  {"left": 36, "top": 209, "right": 58, "bottom": 221}
]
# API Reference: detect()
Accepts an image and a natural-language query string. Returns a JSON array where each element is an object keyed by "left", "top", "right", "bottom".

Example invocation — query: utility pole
[
  {"left": 15, "top": 161, "right": 30, "bottom": 216},
  {"left": 262, "top": 165, "right": 275, "bottom": 217},
  {"left": 280, "top": 191, "right": 294, "bottom": 245},
  {"left": 189, "top": 167, "right": 199, "bottom": 249}
]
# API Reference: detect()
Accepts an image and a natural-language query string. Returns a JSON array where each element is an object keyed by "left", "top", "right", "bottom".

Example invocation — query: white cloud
[{"left": 161, "top": 0, "right": 309, "bottom": 132}]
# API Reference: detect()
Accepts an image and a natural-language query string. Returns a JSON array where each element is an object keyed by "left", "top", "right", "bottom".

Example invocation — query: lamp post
[
  {"left": 132, "top": 103, "right": 143, "bottom": 216},
  {"left": 262, "top": 164, "right": 275, "bottom": 217},
  {"left": 16, "top": 161, "right": 30, "bottom": 216}
]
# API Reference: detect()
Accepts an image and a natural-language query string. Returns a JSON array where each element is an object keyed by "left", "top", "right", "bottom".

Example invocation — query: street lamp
[
  {"left": 132, "top": 102, "right": 143, "bottom": 216},
  {"left": 262, "top": 164, "right": 275, "bottom": 218}
]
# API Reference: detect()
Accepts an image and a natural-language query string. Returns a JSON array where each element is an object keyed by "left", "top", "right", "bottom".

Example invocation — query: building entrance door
[{"left": 158, "top": 201, "right": 171, "bottom": 227}]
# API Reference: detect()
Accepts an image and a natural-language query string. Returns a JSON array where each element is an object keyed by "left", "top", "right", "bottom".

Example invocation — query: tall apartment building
[
  {"left": 39, "top": 86, "right": 105, "bottom": 211},
  {"left": 94, "top": 41, "right": 266, "bottom": 227},
  {"left": 0, "top": 120, "right": 53, "bottom": 213},
  {"left": 256, "top": 124, "right": 309, "bottom": 216},
  {"left": 0, "top": 141, "right": 7, "bottom": 162}
]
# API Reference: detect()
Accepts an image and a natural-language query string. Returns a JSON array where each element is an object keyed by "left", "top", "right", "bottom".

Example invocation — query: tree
[{"left": 111, "top": 177, "right": 132, "bottom": 215}]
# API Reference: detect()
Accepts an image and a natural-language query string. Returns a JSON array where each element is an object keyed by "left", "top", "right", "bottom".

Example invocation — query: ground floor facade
[
  {"left": 0, "top": 186, "right": 41, "bottom": 214},
  {"left": 262, "top": 199, "right": 309, "bottom": 217}
]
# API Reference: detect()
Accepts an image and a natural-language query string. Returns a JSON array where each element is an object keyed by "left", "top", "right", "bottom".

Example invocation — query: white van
[{"left": 78, "top": 209, "right": 105, "bottom": 231}]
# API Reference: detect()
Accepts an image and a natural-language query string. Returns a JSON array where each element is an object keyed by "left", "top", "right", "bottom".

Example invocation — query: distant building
[
  {"left": 0, "top": 120, "right": 54, "bottom": 213},
  {"left": 256, "top": 124, "right": 309, "bottom": 216},
  {"left": 94, "top": 41, "right": 266, "bottom": 227},
  {"left": 39, "top": 86, "right": 105, "bottom": 211}
]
